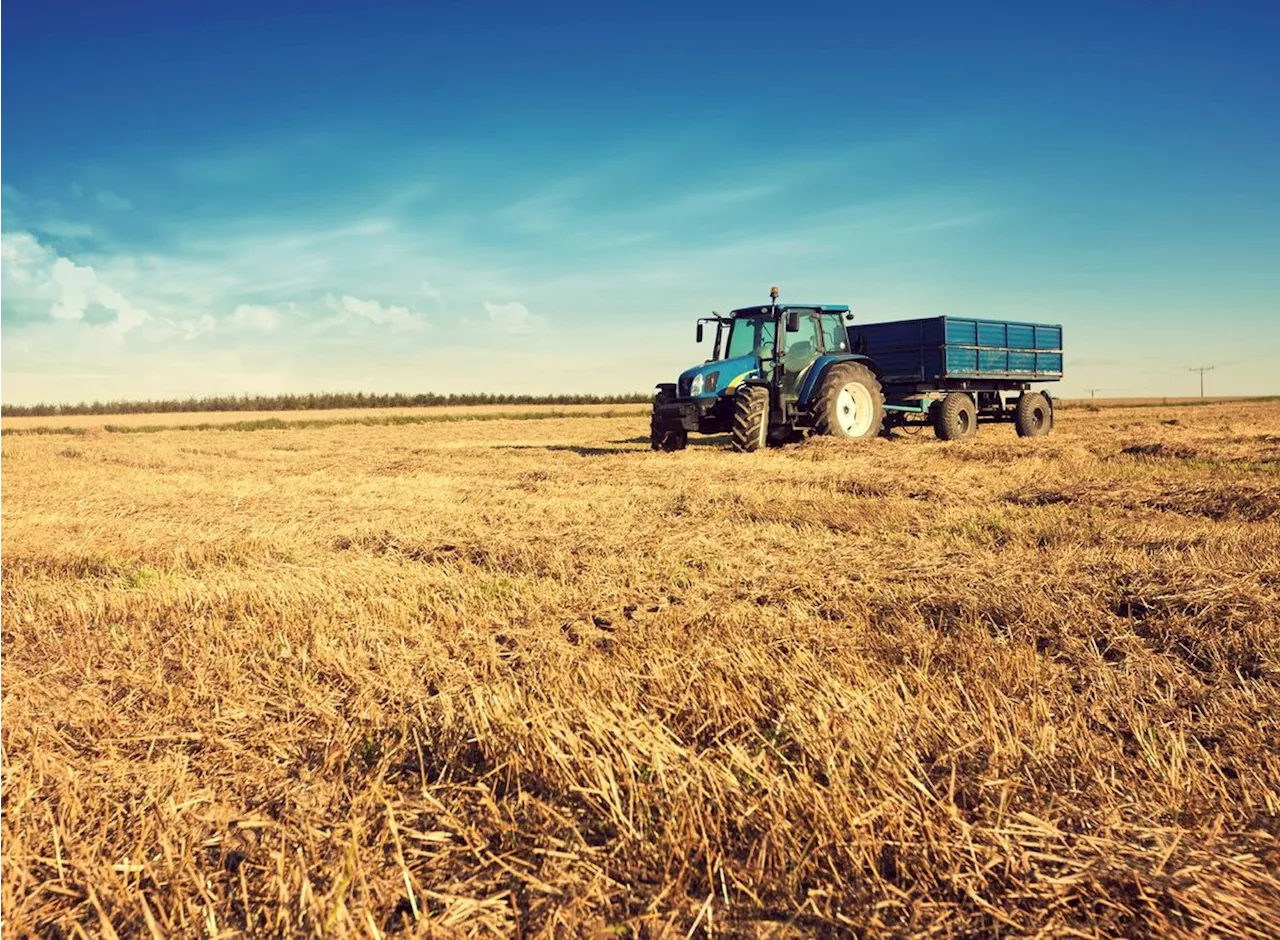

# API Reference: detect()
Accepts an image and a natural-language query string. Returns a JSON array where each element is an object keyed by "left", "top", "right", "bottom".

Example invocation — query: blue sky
[{"left": 2, "top": 0, "right": 1278, "bottom": 403}]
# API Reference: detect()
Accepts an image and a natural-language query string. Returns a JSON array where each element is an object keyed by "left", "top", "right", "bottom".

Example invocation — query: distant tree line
[{"left": 0, "top": 391, "right": 653, "bottom": 417}]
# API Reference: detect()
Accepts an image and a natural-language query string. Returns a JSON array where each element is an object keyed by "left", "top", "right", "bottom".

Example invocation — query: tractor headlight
[
  {"left": 690, "top": 374, "right": 704, "bottom": 397},
  {"left": 704, "top": 371, "right": 719, "bottom": 393}
]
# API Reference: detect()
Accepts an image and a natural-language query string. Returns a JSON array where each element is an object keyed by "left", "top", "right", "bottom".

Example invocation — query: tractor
[{"left": 650, "top": 287, "right": 883, "bottom": 452}]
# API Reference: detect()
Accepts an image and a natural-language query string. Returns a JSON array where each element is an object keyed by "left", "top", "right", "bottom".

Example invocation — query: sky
[{"left": 2, "top": 0, "right": 1278, "bottom": 404}]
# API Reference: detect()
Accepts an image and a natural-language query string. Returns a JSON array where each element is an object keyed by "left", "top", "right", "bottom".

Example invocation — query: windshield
[{"left": 724, "top": 315, "right": 776, "bottom": 360}]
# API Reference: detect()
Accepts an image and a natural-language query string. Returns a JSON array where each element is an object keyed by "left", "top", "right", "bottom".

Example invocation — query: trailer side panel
[{"left": 849, "top": 316, "right": 1063, "bottom": 385}]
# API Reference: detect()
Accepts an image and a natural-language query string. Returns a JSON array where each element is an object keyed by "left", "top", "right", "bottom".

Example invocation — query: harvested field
[
  {"left": 2, "top": 401, "right": 1278, "bottom": 936},
  {"left": 0, "top": 402, "right": 645, "bottom": 433}
]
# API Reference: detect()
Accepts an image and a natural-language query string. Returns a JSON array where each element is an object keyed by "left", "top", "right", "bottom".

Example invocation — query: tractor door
[{"left": 780, "top": 313, "right": 823, "bottom": 398}]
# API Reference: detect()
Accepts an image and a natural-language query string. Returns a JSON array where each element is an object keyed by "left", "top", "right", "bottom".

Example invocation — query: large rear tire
[
  {"left": 730, "top": 385, "right": 769, "bottom": 453},
  {"left": 1014, "top": 391, "right": 1053, "bottom": 438},
  {"left": 934, "top": 392, "right": 978, "bottom": 441},
  {"left": 812, "top": 362, "right": 884, "bottom": 440},
  {"left": 650, "top": 387, "right": 688, "bottom": 451}
]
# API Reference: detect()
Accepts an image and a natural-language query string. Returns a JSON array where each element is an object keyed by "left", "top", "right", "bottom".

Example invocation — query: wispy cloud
[
  {"left": 481, "top": 300, "right": 546, "bottom": 335},
  {"left": 326, "top": 294, "right": 428, "bottom": 332},
  {"left": 901, "top": 210, "right": 998, "bottom": 234},
  {"left": 177, "top": 147, "right": 282, "bottom": 185},
  {"left": 231, "top": 303, "right": 288, "bottom": 333},
  {"left": 492, "top": 186, "right": 583, "bottom": 236},
  {"left": 95, "top": 189, "right": 133, "bottom": 210},
  {"left": 31, "top": 218, "right": 97, "bottom": 239}
]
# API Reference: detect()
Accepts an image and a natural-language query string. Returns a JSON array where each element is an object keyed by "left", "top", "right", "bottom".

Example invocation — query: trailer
[
  {"left": 848, "top": 316, "right": 1063, "bottom": 439},
  {"left": 650, "top": 289, "right": 1065, "bottom": 451}
]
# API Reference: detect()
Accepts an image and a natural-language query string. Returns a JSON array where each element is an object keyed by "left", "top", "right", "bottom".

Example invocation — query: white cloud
[
  {"left": 52, "top": 258, "right": 149, "bottom": 334},
  {"left": 2, "top": 231, "right": 148, "bottom": 335},
  {"left": 482, "top": 300, "right": 547, "bottom": 335},
  {"left": 96, "top": 190, "right": 133, "bottom": 210},
  {"left": 1, "top": 231, "right": 48, "bottom": 282},
  {"left": 95, "top": 283, "right": 148, "bottom": 333},
  {"left": 326, "top": 294, "right": 426, "bottom": 331},
  {"left": 231, "top": 303, "right": 286, "bottom": 332},
  {"left": 185, "top": 314, "right": 217, "bottom": 340},
  {"left": 50, "top": 258, "right": 99, "bottom": 320}
]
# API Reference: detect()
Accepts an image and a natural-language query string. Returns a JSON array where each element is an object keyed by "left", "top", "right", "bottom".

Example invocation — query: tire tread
[
  {"left": 1014, "top": 392, "right": 1052, "bottom": 438},
  {"left": 813, "top": 362, "right": 884, "bottom": 439},
  {"left": 730, "top": 386, "right": 769, "bottom": 453},
  {"left": 934, "top": 392, "right": 978, "bottom": 441}
]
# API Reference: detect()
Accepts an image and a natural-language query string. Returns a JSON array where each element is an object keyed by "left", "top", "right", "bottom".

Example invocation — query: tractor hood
[{"left": 678, "top": 354, "right": 760, "bottom": 398}]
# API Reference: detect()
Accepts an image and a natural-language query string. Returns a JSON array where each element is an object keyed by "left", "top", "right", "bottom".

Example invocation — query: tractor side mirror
[
  {"left": 696, "top": 322, "right": 704, "bottom": 343},
  {"left": 785, "top": 310, "right": 801, "bottom": 333}
]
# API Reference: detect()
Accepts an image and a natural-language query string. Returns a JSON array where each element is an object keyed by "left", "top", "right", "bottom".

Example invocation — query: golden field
[
  {"left": 2, "top": 401, "right": 1278, "bottom": 937},
  {"left": 0, "top": 402, "right": 645, "bottom": 432}
]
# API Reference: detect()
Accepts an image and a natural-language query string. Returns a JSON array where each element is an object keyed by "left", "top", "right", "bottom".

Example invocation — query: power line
[
  {"left": 1083, "top": 387, "right": 1102, "bottom": 399},
  {"left": 1188, "top": 365, "right": 1215, "bottom": 399}
]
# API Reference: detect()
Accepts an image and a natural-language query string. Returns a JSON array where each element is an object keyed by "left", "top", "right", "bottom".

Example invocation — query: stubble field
[{"left": 2, "top": 401, "right": 1279, "bottom": 937}]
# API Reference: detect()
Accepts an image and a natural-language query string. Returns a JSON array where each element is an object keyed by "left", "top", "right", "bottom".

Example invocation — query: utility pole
[
  {"left": 1188, "top": 366, "right": 1215, "bottom": 399},
  {"left": 1083, "top": 388, "right": 1101, "bottom": 400}
]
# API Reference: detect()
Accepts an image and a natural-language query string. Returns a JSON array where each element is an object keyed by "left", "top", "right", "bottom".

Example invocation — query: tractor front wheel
[
  {"left": 934, "top": 392, "right": 978, "bottom": 441},
  {"left": 813, "top": 362, "right": 884, "bottom": 440},
  {"left": 650, "top": 388, "right": 688, "bottom": 451},
  {"left": 730, "top": 385, "right": 769, "bottom": 453}
]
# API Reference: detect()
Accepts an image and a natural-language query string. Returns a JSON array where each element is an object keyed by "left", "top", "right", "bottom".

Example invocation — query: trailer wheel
[
  {"left": 1015, "top": 392, "right": 1053, "bottom": 438},
  {"left": 934, "top": 392, "right": 978, "bottom": 441},
  {"left": 650, "top": 387, "right": 687, "bottom": 451},
  {"left": 813, "top": 362, "right": 884, "bottom": 440},
  {"left": 730, "top": 385, "right": 769, "bottom": 453}
]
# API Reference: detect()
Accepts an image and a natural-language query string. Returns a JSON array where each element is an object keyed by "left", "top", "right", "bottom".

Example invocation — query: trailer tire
[
  {"left": 730, "top": 385, "right": 769, "bottom": 453},
  {"left": 812, "top": 362, "right": 884, "bottom": 440},
  {"left": 650, "top": 387, "right": 687, "bottom": 451},
  {"left": 934, "top": 392, "right": 978, "bottom": 441},
  {"left": 1015, "top": 392, "right": 1053, "bottom": 438}
]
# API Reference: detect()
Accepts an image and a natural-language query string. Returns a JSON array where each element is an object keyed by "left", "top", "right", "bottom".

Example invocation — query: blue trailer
[
  {"left": 650, "top": 289, "right": 1063, "bottom": 451},
  {"left": 848, "top": 316, "right": 1063, "bottom": 440}
]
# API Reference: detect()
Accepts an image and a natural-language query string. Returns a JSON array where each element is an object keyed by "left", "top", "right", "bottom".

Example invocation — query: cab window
[
  {"left": 725, "top": 316, "right": 776, "bottom": 359},
  {"left": 782, "top": 314, "right": 821, "bottom": 362},
  {"left": 821, "top": 314, "right": 848, "bottom": 353}
]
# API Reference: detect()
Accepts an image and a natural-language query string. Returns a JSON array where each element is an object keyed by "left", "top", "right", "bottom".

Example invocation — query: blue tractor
[
  {"left": 651, "top": 288, "right": 1063, "bottom": 451},
  {"left": 651, "top": 287, "right": 884, "bottom": 452}
]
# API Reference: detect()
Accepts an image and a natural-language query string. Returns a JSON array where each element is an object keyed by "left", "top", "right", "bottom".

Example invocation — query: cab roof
[{"left": 730, "top": 303, "right": 850, "bottom": 317}]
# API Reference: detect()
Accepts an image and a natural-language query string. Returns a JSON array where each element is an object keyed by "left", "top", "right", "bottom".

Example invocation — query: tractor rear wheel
[
  {"left": 650, "top": 387, "right": 687, "bottom": 451},
  {"left": 730, "top": 385, "right": 769, "bottom": 453},
  {"left": 934, "top": 392, "right": 978, "bottom": 441},
  {"left": 813, "top": 362, "right": 884, "bottom": 440},
  {"left": 1015, "top": 391, "right": 1053, "bottom": 438}
]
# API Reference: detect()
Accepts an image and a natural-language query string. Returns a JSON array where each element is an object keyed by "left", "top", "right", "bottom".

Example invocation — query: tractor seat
[{"left": 783, "top": 341, "right": 813, "bottom": 368}]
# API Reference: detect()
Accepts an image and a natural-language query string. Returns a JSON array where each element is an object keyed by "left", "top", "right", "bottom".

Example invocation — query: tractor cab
[{"left": 722, "top": 302, "right": 853, "bottom": 395}]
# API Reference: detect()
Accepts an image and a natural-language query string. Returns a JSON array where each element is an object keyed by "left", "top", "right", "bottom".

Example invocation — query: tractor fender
[{"left": 796, "top": 354, "right": 880, "bottom": 409}]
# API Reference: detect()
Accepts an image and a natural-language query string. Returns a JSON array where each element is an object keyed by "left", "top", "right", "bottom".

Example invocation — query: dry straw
[{"left": 2, "top": 403, "right": 1278, "bottom": 936}]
